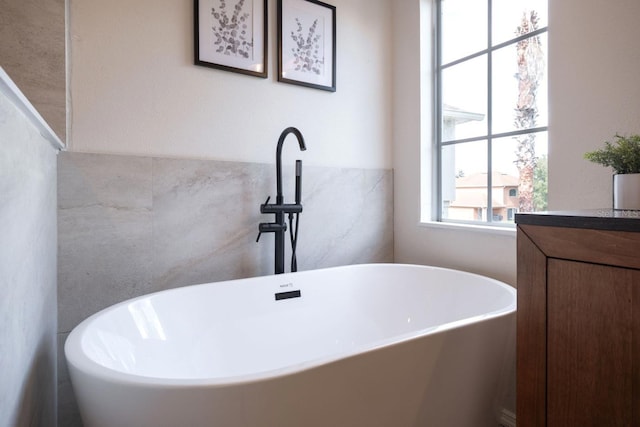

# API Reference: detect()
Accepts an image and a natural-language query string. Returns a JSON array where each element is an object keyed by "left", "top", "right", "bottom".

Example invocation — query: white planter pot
[{"left": 613, "top": 173, "right": 640, "bottom": 210}]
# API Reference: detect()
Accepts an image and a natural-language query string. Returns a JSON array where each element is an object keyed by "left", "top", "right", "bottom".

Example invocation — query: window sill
[{"left": 418, "top": 220, "right": 517, "bottom": 237}]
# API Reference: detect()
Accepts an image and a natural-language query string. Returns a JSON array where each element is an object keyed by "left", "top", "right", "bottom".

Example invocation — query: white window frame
[{"left": 434, "top": 0, "right": 548, "bottom": 227}]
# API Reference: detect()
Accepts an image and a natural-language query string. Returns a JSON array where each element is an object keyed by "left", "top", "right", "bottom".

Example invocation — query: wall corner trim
[{"left": 0, "top": 67, "right": 65, "bottom": 151}]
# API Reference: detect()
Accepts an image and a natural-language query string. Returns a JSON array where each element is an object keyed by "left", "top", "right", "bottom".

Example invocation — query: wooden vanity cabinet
[{"left": 516, "top": 211, "right": 640, "bottom": 427}]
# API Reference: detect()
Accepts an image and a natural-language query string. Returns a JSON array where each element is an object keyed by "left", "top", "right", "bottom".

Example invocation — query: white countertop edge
[{"left": 0, "top": 66, "right": 65, "bottom": 151}]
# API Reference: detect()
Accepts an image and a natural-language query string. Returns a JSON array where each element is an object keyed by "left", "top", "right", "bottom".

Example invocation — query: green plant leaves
[{"left": 584, "top": 134, "right": 640, "bottom": 174}]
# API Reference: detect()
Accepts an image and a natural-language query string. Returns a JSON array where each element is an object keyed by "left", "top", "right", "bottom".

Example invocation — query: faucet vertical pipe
[
  {"left": 273, "top": 127, "right": 306, "bottom": 274},
  {"left": 274, "top": 214, "right": 285, "bottom": 274}
]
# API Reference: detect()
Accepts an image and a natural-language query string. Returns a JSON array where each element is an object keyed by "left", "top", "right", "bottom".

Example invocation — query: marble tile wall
[
  {"left": 0, "top": 0, "right": 66, "bottom": 140},
  {"left": 57, "top": 151, "right": 393, "bottom": 425},
  {"left": 0, "top": 87, "right": 58, "bottom": 426}
]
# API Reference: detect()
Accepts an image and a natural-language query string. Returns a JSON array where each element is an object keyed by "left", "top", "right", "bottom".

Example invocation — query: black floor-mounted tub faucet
[{"left": 256, "top": 127, "right": 306, "bottom": 274}]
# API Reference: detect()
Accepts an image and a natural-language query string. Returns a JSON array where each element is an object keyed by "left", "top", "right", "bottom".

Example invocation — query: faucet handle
[
  {"left": 260, "top": 196, "right": 271, "bottom": 212},
  {"left": 257, "top": 196, "right": 269, "bottom": 242},
  {"left": 256, "top": 196, "right": 270, "bottom": 242},
  {"left": 256, "top": 221, "right": 287, "bottom": 242}
]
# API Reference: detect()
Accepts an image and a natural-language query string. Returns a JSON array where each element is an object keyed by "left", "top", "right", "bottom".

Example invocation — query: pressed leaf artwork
[
  {"left": 277, "top": 0, "right": 335, "bottom": 91},
  {"left": 211, "top": 0, "right": 254, "bottom": 59},
  {"left": 289, "top": 16, "right": 324, "bottom": 75}
]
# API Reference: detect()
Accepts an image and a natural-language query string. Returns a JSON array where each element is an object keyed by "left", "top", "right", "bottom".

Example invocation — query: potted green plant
[{"left": 584, "top": 133, "right": 640, "bottom": 210}]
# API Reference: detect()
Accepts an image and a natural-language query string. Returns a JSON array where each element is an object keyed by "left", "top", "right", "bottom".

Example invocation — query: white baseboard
[{"left": 498, "top": 408, "right": 516, "bottom": 427}]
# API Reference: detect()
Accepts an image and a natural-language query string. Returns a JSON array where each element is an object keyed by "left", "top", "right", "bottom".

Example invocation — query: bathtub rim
[{"left": 64, "top": 263, "right": 516, "bottom": 389}]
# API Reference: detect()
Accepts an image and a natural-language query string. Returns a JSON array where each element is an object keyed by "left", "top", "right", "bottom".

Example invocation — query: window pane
[
  {"left": 433, "top": 0, "right": 548, "bottom": 227},
  {"left": 442, "top": 56, "right": 487, "bottom": 142},
  {"left": 492, "top": 0, "right": 548, "bottom": 46},
  {"left": 441, "top": 141, "right": 488, "bottom": 222},
  {"left": 492, "top": 132, "right": 548, "bottom": 220},
  {"left": 441, "top": 0, "right": 487, "bottom": 64},
  {"left": 492, "top": 34, "right": 547, "bottom": 135}
]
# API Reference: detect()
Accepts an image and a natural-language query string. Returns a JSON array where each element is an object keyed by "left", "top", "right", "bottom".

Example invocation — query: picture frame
[
  {"left": 277, "top": 0, "right": 336, "bottom": 92},
  {"left": 194, "top": 0, "right": 268, "bottom": 78}
]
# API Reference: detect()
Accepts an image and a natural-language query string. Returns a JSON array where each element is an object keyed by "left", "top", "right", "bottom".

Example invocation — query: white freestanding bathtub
[{"left": 65, "top": 263, "right": 516, "bottom": 427}]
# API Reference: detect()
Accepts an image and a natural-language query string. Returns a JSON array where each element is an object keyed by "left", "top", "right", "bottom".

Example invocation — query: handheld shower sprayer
[{"left": 295, "top": 160, "right": 302, "bottom": 205}]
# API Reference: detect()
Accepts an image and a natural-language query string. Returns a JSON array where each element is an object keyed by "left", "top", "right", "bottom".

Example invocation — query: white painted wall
[
  {"left": 69, "top": 0, "right": 393, "bottom": 170},
  {"left": 392, "top": 0, "right": 517, "bottom": 286},
  {"left": 393, "top": 0, "right": 640, "bottom": 287},
  {"left": 548, "top": 0, "right": 640, "bottom": 209}
]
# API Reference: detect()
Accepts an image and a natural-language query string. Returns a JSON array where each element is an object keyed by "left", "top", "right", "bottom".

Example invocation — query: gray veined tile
[
  {"left": 58, "top": 203, "right": 154, "bottom": 332},
  {"left": 297, "top": 167, "right": 393, "bottom": 269},
  {"left": 58, "top": 152, "right": 152, "bottom": 210},
  {"left": 57, "top": 152, "right": 153, "bottom": 332},
  {"left": 57, "top": 153, "right": 393, "bottom": 333},
  {"left": 151, "top": 158, "right": 273, "bottom": 289},
  {"left": 1, "top": 89, "right": 59, "bottom": 427}
]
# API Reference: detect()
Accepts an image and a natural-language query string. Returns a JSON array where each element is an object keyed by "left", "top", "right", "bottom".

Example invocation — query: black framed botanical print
[
  {"left": 194, "top": 0, "right": 268, "bottom": 78},
  {"left": 277, "top": 0, "right": 336, "bottom": 91}
]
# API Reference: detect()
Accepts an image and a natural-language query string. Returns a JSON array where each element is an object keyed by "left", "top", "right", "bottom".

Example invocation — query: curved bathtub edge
[{"left": 64, "top": 263, "right": 516, "bottom": 389}]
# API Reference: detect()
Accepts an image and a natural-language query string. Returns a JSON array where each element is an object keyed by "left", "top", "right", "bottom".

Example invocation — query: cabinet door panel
[
  {"left": 516, "top": 229, "right": 548, "bottom": 427},
  {"left": 547, "top": 259, "right": 639, "bottom": 426}
]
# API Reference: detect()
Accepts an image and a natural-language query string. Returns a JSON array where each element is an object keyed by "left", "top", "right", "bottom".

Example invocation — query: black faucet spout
[{"left": 276, "top": 127, "right": 306, "bottom": 204}]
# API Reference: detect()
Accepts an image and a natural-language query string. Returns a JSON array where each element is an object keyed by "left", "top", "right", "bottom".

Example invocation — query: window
[{"left": 435, "top": 0, "right": 548, "bottom": 226}]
